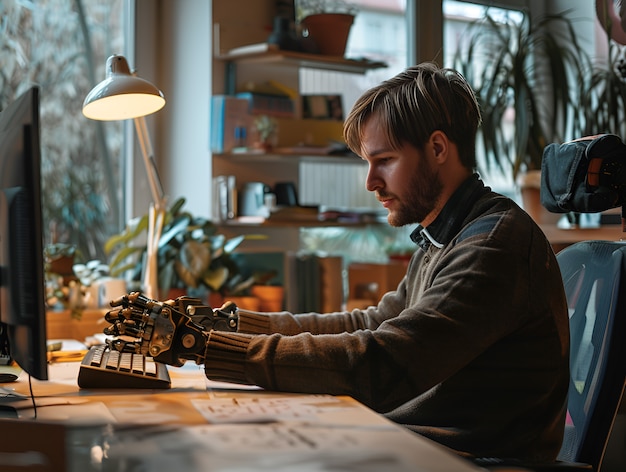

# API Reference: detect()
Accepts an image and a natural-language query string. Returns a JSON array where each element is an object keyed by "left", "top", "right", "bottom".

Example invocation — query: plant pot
[
  {"left": 226, "top": 296, "right": 261, "bottom": 312},
  {"left": 250, "top": 285, "right": 285, "bottom": 312},
  {"left": 518, "top": 170, "right": 560, "bottom": 225},
  {"left": 208, "top": 291, "right": 224, "bottom": 308},
  {"left": 301, "top": 13, "right": 354, "bottom": 57},
  {"left": 164, "top": 288, "right": 187, "bottom": 301}
]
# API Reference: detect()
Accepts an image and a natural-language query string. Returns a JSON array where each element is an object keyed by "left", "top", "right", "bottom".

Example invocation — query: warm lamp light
[
  {"left": 83, "top": 55, "right": 165, "bottom": 120},
  {"left": 83, "top": 54, "right": 166, "bottom": 299}
]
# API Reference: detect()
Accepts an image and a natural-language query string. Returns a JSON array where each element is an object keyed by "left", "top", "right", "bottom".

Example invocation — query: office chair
[
  {"left": 553, "top": 240, "right": 626, "bottom": 471},
  {"left": 481, "top": 240, "right": 626, "bottom": 472}
]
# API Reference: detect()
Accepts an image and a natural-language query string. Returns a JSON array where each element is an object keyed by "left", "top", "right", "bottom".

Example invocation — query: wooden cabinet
[{"left": 46, "top": 309, "right": 107, "bottom": 342}]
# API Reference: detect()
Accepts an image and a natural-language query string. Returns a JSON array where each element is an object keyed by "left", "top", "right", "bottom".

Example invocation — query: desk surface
[
  {"left": 539, "top": 223, "right": 625, "bottom": 244},
  {"left": 1, "top": 361, "right": 483, "bottom": 472}
]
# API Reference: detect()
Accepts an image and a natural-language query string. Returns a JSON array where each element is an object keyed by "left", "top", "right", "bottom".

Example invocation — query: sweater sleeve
[
  {"left": 204, "top": 331, "right": 254, "bottom": 384},
  {"left": 235, "top": 282, "right": 407, "bottom": 336},
  {"left": 206, "top": 284, "right": 409, "bottom": 388}
]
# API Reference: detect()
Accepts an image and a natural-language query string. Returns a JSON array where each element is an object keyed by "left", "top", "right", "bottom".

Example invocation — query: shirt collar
[{"left": 411, "top": 173, "right": 488, "bottom": 250}]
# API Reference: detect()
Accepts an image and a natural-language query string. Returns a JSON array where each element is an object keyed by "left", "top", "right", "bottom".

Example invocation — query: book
[
  {"left": 210, "top": 95, "right": 250, "bottom": 154},
  {"left": 286, "top": 252, "right": 343, "bottom": 313},
  {"left": 225, "top": 42, "right": 279, "bottom": 57},
  {"left": 236, "top": 92, "right": 295, "bottom": 118}
]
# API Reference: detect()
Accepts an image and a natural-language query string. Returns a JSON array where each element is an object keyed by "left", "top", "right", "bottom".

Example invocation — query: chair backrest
[{"left": 556, "top": 241, "right": 626, "bottom": 469}]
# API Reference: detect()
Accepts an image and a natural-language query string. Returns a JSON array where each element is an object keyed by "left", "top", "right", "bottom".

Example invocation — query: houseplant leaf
[
  {"left": 453, "top": 10, "right": 590, "bottom": 180},
  {"left": 108, "top": 246, "right": 144, "bottom": 277},
  {"left": 104, "top": 215, "right": 148, "bottom": 255},
  {"left": 203, "top": 266, "right": 229, "bottom": 292},
  {"left": 175, "top": 239, "right": 211, "bottom": 288}
]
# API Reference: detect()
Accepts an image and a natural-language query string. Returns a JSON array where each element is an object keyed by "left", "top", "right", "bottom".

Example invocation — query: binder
[
  {"left": 210, "top": 95, "right": 249, "bottom": 153},
  {"left": 286, "top": 253, "right": 343, "bottom": 313}
]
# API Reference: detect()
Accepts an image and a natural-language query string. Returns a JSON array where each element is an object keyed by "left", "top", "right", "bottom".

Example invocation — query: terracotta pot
[
  {"left": 226, "top": 296, "right": 261, "bottom": 312},
  {"left": 301, "top": 13, "right": 354, "bottom": 57},
  {"left": 250, "top": 285, "right": 285, "bottom": 312},
  {"left": 165, "top": 288, "right": 187, "bottom": 301},
  {"left": 518, "top": 170, "right": 560, "bottom": 225},
  {"left": 208, "top": 291, "right": 225, "bottom": 308}
]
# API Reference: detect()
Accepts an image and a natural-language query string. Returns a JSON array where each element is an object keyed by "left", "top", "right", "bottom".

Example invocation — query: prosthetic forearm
[{"left": 103, "top": 292, "right": 238, "bottom": 367}]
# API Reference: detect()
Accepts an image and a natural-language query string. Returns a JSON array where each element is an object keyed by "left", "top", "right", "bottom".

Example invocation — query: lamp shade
[{"left": 83, "top": 55, "right": 165, "bottom": 121}]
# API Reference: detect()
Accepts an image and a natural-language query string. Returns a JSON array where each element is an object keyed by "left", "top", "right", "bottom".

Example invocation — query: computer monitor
[{"left": 0, "top": 86, "right": 48, "bottom": 381}]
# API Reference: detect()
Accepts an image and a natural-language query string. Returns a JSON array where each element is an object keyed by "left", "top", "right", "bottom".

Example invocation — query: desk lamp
[{"left": 83, "top": 54, "right": 166, "bottom": 299}]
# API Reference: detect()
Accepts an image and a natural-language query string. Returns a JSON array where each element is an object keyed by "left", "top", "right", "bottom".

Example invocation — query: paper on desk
[
  {"left": 48, "top": 339, "right": 88, "bottom": 351},
  {"left": 191, "top": 394, "right": 391, "bottom": 428},
  {"left": 0, "top": 386, "right": 26, "bottom": 402},
  {"left": 204, "top": 378, "right": 262, "bottom": 391},
  {"left": 89, "top": 422, "right": 470, "bottom": 472}
]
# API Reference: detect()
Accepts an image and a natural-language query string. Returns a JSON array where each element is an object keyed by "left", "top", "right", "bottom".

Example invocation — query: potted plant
[
  {"left": 580, "top": 33, "right": 626, "bottom": 139},
  {"left": 252, "top": 115, "right": 278, "bottom": 151},
  {"left": 105, "top": 197, "right": 256, "bottom": 301},
  {"left": 44, "top": 243, "right": 85, "bottom": 318},
  {"left": 295, "top": 0, "right": 358, "bottom": 57},
  {"left": 453, "top": 10, "right": 590, "bottom": 221}
]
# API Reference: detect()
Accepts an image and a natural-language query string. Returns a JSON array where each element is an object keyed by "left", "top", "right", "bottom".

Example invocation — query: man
[{"left": 107, "top": 63, "right": 569, "bottom": 462}]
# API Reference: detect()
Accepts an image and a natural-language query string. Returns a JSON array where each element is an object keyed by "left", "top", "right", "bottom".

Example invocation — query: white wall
[{"left": 137, "top": 0, "right": 213, "bottom": 219}]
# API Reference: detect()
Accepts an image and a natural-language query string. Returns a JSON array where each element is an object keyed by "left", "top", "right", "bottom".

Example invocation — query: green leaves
[
  {"left": 104, "top": 196, "right": 254, "bottom": 296},
  {"left": 454, "top": 11, "right": 590, "bottom": 180},
  {"left": 175, "top": 240, "right": 211, "bottom": 288}
]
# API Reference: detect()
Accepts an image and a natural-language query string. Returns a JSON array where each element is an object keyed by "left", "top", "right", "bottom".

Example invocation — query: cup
[
  {"left": 274, "top": 182, "right": 298, "bottom": 207},
  {"left": 97, "top": 278, "right": 127, "bottom": 307}
]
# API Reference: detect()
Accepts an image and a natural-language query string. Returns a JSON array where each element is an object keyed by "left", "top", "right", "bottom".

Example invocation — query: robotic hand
[{"left": 102, "top": 292, "right": 239, "bottom": 367}]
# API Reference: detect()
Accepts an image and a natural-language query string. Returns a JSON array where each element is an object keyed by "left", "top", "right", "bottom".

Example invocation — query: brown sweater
[{"left": 204, "top": 175, "right": 569, "bottom": 462}]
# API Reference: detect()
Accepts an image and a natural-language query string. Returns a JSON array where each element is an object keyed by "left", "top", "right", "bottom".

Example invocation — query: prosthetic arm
[{"left": 103, "top": 292, "right": 238, "bottom": 366}]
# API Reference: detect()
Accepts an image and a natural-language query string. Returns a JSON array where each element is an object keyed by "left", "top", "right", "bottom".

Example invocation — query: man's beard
[{"left": 385, "top": 163, "right": 442, "bottom": 227}]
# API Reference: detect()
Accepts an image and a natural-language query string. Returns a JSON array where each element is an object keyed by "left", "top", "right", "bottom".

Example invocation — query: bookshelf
[
  {"left": 211, "top": 43, "right": 386, "bottom": 225},
  {"left": 210, "top": 12, "right": 391, "bottom": 308}
]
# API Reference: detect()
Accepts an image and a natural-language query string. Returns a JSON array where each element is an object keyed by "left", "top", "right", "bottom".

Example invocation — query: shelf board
[
  {"left": 221, "top": 219, "right": 386, "bottom": 228},
  {"left": 217, "top": 44, "right": 387, "bottom": 74},
  {"left": 214, "top": 151, "right": 363, "bottom": 164},
  {"left": 220, "top": 208, "right": 387, "bottom": 227}
]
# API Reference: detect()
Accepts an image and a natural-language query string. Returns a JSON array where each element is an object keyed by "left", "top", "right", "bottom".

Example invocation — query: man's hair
[{"left": 343, "top": 62, "right": 482, "bottom": 170}]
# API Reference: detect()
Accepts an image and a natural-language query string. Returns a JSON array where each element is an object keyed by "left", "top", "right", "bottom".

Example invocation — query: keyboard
[{"left": 78, "top": 344, "right": 171, "bottom": 389}]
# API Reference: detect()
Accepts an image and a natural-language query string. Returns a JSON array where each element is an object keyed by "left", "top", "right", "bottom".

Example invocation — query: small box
[{"left": 348, "top": 261, "right": 407, "bottom": 305}]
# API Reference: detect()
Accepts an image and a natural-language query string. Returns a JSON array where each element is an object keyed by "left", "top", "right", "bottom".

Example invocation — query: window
[
  {"left": 442, "top": 0, "right": 524, "bottom": 200},
  {"left": 0, "top": 0, "right": 128, "bottom": 262}
]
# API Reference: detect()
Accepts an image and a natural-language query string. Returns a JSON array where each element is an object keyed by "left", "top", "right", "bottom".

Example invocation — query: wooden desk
[{"left": 0, "top": 361, "right": 483, "bottom": 472}]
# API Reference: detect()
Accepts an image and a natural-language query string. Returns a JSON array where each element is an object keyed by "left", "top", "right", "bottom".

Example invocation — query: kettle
[{"left": 239, "top": 182, "right": 269, "bottom": 217}]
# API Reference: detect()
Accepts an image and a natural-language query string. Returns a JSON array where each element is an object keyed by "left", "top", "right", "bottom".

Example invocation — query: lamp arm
[
  {"left": 133, "top": 115, "right": 166, "bottom": 298},
  {"left": 134, "top": 115, "right": 166, "bottom": 210}
]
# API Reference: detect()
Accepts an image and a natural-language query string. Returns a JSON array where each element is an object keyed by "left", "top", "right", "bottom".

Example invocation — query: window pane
[
  {"left": 0, "top": 0, "right": 127, "bottom": 262},
  {"left": 443, "top": 0, "right": 523, "bottom": 201}
]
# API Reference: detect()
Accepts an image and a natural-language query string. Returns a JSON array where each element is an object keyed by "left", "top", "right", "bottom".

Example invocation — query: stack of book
[{"left": 236, "top": 92, "right": 295, "bottom": 118}]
